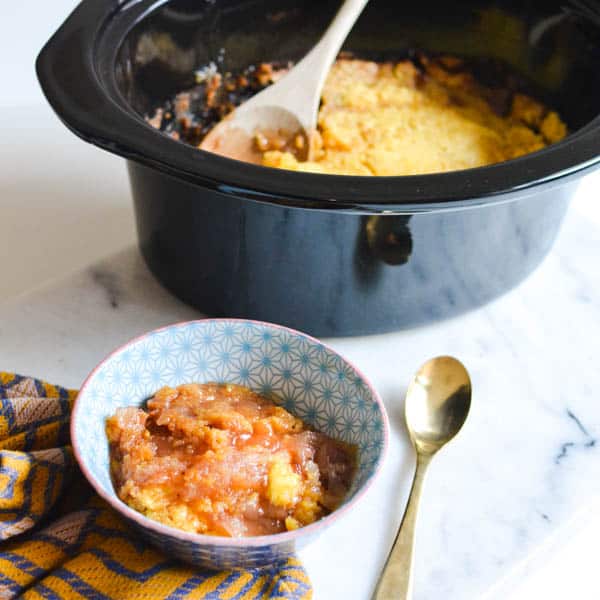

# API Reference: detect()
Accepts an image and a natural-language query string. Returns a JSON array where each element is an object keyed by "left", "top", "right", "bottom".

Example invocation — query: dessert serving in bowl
[
  {"left": 72, "top": 319, "right": 388, "bottom": 568},
  {"left": 37, "top": 0, "right": 600, "bottom": 336}
]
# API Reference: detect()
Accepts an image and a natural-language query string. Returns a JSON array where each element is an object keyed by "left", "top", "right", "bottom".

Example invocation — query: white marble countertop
[
  {"left": 2, "top": 1, "right": 600, "bottom": 597},
  {"left": 2, "top": 183, "right": 600, "bottom": 600}
]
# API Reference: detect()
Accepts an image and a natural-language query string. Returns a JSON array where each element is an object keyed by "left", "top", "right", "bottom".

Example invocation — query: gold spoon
[
  {"left": 373, "top": 356, "right": 472, "bottom": 600},
  {"left": 200, "top": 0, "right": 369, "bottom": 163}
]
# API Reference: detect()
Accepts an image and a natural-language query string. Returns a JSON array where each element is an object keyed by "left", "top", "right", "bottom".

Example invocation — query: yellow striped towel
[{"left": 0, "top": 372, "right": 312, "bottom": 599}]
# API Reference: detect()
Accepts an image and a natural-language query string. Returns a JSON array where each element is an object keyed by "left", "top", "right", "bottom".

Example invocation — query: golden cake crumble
[{"left": 262, "top": 58, "right": 567, "bottom": 175}]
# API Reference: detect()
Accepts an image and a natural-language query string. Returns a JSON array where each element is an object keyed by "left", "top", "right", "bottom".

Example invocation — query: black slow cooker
[{"left": 37, "top": 0, "right": 600, "bottom": 335}]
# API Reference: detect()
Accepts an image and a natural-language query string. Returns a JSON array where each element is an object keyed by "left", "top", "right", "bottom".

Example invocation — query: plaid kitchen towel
[{"left": 0, "top": 373, "right": 312, "bottom": 599}]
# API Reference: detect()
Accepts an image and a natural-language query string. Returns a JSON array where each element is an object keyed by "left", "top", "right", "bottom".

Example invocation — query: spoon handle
[
  {"left": 272, "top": 0, "right": 369, "bottom": 131},
  {"left": 373, "top": 453, "right": 432, "bottom": 600}
]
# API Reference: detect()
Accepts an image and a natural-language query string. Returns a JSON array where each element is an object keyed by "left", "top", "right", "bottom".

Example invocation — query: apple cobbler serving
[{"left": 107, "top": 383, "right": 356, "bottom": 537}]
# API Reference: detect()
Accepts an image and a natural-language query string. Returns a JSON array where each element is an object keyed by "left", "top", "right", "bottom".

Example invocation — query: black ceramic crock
[{"left": 37, "top": 0, "right": 600, "bottom": 336}]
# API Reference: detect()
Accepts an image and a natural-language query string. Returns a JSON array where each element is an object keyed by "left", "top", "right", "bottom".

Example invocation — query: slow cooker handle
[
  {"left": 38, "top": 1, "right": 136, "bottom": 155},
  {"left": 36, "top": 0, "right": 220, "bottom": 188}
]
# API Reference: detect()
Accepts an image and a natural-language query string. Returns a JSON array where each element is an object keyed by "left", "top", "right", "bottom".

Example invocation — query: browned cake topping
[{"left": 147, "top": 53, "right": 567, "bottom": 175}]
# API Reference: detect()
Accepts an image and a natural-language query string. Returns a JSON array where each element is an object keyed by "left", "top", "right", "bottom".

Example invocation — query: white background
[{"left": 1, "top": 1, "right": 599, "bottom": 597}]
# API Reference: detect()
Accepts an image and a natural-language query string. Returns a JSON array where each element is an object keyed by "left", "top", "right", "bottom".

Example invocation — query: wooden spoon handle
[
  {"left": 373, "top": 453, "right": 432, "bottom": 600},
  {"left": 304, "top": 0, "right": 371, "bottom": 74},
  {"left": 269, "top": 0, "right": 369, "bottom": 131}
]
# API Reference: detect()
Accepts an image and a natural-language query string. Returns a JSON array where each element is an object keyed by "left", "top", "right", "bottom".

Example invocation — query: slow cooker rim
[{"left": 38, "top": 0, "right": 600, "bottom": 212}]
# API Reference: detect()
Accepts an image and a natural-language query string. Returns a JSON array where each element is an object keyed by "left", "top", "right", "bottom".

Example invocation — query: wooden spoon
[{"left": 200, "top": 0, "right": 369, "bottom": 163}]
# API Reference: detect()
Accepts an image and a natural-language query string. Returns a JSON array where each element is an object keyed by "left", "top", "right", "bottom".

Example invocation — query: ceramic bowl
[{"left": 72, "top": 319, "right": 388, "bottom": 569}]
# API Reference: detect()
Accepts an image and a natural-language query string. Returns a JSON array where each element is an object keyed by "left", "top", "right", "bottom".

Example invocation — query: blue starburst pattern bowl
[{"left": 72, "top": 319, "right": 388, "bottom": 569}]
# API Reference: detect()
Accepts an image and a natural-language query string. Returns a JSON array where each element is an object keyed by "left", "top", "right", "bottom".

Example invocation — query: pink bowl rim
[{"left": 72, "top": 317, "right": 390, "bottom": 548}]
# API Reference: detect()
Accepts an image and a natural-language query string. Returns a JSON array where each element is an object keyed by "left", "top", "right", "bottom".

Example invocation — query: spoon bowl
[
  {"left": 200, "top": 106, "right": 306, "bottom": 165},
  {"left": 199, "top": 0, "right": 369, "bottom": 163},
  {"left": 405, "top": 356, "right": 472, "bottom": 455}
]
